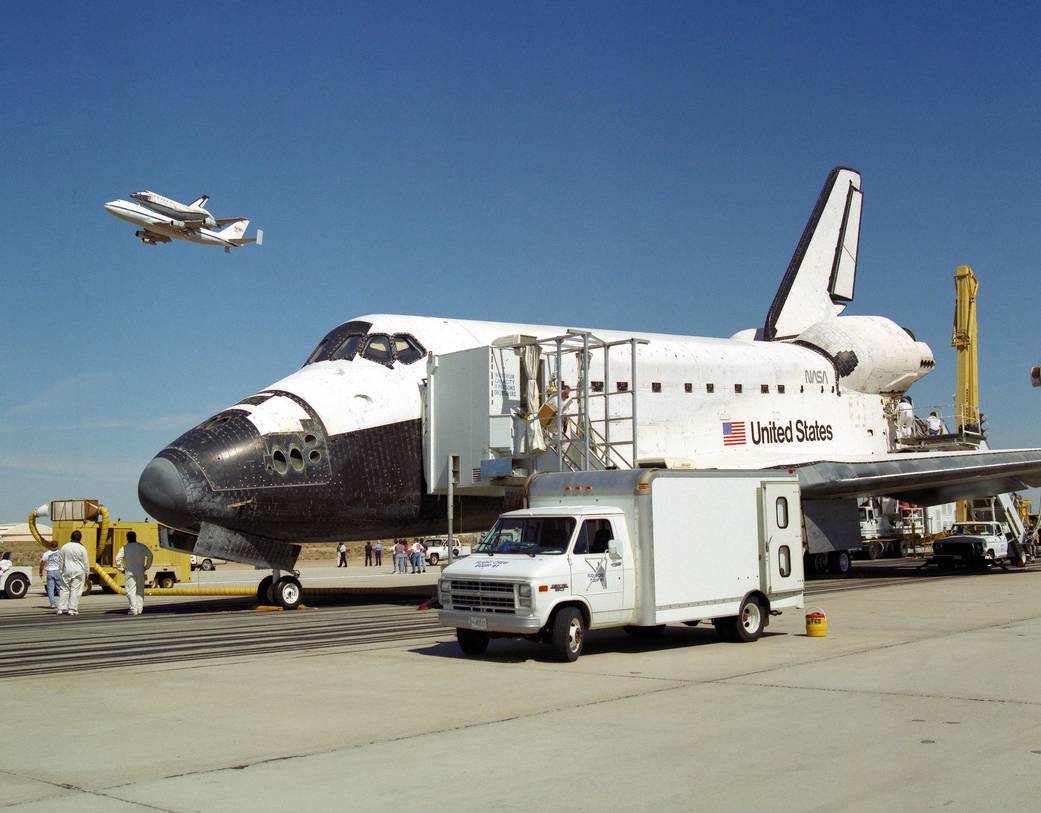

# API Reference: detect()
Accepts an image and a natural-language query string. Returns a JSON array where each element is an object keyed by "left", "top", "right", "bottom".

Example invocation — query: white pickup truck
[
  {"left": 424, "top": 539, "right": 471, "bottom": 566},
  {"left": 931, "top": 521, "right": 1010, "bottom": 567},
  {"left": 439, "top": 469, "right": 805, "bottom": 661}
]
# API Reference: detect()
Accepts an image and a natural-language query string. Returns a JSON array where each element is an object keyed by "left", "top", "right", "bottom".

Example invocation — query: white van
[{"left": 439, "top": 469, "right": 804, "bottom": 661}]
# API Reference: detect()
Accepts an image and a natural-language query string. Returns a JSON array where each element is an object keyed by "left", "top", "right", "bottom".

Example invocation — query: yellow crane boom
[{"left": 952, "top": 264, "right": 979, "bottom": 522}]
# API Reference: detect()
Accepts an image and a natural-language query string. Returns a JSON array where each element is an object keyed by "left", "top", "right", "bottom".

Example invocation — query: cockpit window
[
  {"left": 393, "top": 334, "right": 425, "bottom": 365},
  {"left": 362, "top": 334, "right": 393, "bottom": 366},
  {"left": 303, "top": 322, "right": 426, "bottom": 368},
  {"left": 331, "top": 334, "right": 364, "bottom": 361},
  {"left": 302, "top": 320, "right": 373, "bottom": 366}
]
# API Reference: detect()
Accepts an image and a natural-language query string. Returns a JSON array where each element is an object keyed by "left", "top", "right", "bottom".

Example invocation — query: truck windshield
[
  {"left": 950, "top": 523, "right": 993, "bottom": 536},
  {"left": 475, "top": 517, "right": 575, "bottom": 555}
]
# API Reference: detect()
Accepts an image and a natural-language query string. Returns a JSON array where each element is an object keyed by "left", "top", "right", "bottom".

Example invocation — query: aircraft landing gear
[
  {"left": 256, "top": 570, "right": 303, "bottom": 609},
  {"left": 272, "top": 575, "right": 303, "bottom": 610}
]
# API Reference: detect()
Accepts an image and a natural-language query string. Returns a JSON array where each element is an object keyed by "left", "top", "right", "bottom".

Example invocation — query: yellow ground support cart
[{"left": 31, "top": 499, "right": 189, "bottom": 593}]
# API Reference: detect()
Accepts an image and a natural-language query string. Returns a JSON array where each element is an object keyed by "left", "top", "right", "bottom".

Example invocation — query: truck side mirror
[{"left": 607, "top": 539, "right": 621, "bottom": 559}]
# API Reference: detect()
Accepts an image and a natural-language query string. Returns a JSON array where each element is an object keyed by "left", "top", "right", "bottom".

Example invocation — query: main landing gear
[{"left": 257, "top": 570, "right": 303, "bottom": 610}]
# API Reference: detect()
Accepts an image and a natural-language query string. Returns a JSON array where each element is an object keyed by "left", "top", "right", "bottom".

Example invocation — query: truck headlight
[
  {"left": 439, "top": 579, "right": 452, "bottom": 599},
  {"left": 517, "top": 583, "right": 532, "bottom": 608}
]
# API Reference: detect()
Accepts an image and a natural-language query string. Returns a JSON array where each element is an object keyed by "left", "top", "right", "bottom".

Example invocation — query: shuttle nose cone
[{"left": 138, "top": 456, "right": 191, "bottom": 528}]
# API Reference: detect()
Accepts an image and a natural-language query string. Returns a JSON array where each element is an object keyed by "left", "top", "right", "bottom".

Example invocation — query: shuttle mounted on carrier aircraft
[
  {"left": 105, "top": 191, "right": 262, "bottom": 253},
  {"left": 138, "top": 167, "right": 1041, "bottom": 589}
]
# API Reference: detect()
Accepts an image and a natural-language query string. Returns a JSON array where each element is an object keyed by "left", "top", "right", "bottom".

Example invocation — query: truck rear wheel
[
  {"left": 714, "top": 595, "right": 766, "bottom": 643},
  {"left": 829, "top": 550, "right": 852, "bottom": 575},
  {"left": 3, "top": 573, "right": 29, "bottom": 599},
  {"left": 866, "top": 542, "right": 884, "bottom": 560},
  {"left": 428, "top": 553, "right": 440, "bottom": 566},
  {"left": 551, "top": 607, "right": 585, "bottom": 662},
  {"left": 456, "top": 628, "right": 489, "bottom": 655},
  {"left": 156, "top": 574, "right": 175, "bottom": 589}
]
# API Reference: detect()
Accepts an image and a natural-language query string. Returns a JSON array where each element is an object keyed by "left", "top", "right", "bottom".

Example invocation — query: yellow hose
[
  {"left": 28, "top": 510, "right": 49, "bottom": 549},
  {"left": 89, "top": 563, "right": 257, "bottom": 596}
]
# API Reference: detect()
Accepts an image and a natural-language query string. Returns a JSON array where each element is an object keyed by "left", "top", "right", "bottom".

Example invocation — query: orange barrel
[{"left": 805, "top": 608, "right": 828, "bottom": 637}]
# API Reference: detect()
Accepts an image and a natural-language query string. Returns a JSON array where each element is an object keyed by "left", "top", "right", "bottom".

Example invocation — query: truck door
[
  {"left": 569, "top": 518, "right": 624, "bottom": 624},
  {"left": 761, "top": 483, "right": 804, "bottom": 594}
]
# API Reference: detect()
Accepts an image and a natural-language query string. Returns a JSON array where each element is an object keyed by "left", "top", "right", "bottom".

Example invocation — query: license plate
[{"left": 468, "top": 616, "right": 488, "bottom": 630}]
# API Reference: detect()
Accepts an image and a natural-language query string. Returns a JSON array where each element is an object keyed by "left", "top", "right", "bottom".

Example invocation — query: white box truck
[{"left": 438, "top": 469, "right": 805, "bottom": 661}]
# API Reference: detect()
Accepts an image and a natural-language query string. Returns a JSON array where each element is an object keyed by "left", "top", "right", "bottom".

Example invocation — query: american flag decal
[{"left": 722, "top": 421, "right": 746, "bottom": 446}]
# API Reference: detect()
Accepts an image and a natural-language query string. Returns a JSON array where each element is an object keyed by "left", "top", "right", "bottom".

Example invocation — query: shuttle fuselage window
[
  {"left": 302, "top": 320, "right": 374, "bottom": 366},
  {"left": 362, "top": 334, "right": 394, "bottom": 366},
  {"left": 393, "top": 334, "right": 425, "bottom": 364},
  {"left": 332, "top": 334, "right": 364, "bottom": 361},
  {"left": 303, "top": 324, "right": 426, "bottom": 368},
  {"left": 304, "top": 339, "right": 330, "bottom": 366}
]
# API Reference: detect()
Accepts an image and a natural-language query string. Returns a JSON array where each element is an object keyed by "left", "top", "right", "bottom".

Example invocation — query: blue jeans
[{"left": 45, "top": 571, "right": 61, "bottom": 606}]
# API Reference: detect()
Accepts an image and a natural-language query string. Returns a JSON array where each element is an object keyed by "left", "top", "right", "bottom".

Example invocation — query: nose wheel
[{"left": 256, "top": 573, "right": 303, "bottom": 610}]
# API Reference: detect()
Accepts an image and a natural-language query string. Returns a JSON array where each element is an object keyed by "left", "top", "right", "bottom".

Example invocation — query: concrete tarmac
[{"left": 2, "top": 566, "right": 1040, "bottom": 811}]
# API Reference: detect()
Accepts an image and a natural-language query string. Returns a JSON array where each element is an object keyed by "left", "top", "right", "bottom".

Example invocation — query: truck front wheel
[
  {"left": 714, "top": 595, "right": 766, "bottom": 643},
  {"left": 456, "top": 628, "right": 489, "bottom": 656},
  {"left": 3, "top": 573, "right": 29, "bottom": 599},
  {"left": 551, "top": 607, "right": 585, "bottom": 662}
]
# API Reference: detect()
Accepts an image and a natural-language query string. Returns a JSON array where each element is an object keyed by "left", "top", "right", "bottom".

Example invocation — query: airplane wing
[
  {"left": 792, "top": 448, "right": 1041, "bottom": 505},
  {"left": 763, "top": 167, "right": 863, "bottom": 340}
]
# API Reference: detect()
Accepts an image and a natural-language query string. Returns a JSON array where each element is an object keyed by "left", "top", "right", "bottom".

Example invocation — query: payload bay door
[{"left": 760, "top": 482, "right": 804, "bottom": 594}]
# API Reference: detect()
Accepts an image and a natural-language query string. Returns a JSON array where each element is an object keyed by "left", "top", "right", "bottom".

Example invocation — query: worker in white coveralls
[
  {"left": 115, "top": 531, "right": 153, "bottom": 616},
  {"left": 57, "top": 530, "right": 90, "bottom": 616},
  {"left": 896, "top": 395, "right": 915, "bottom": 439}
]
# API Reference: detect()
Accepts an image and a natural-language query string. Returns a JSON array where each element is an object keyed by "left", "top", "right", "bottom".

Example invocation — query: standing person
[
  {"left": 0, "top": 552, "right": 12, "bottom": 574},
  {"left": 374, "top": 541, "right": 382, "bottom": 567},
  {"left": 411, "top": 540, "right": 426, "bottom": 573},
  {"left": 926, "top": 412, "right": 944, "bottom": 435},
  {"left": 57, "top": 530, "right": 90, "bottom": 616},
  {"left": 115, "top": 531, "right": 153, "bottom": 616},
  {"left": 364, "top": 541, "right": 373, "bottom": 567},
  {"left": 394, "top": 540, "right": 405, "bottom": 574},
  {"left": 336, "top": 542, "right": 347, "bottom": 567},
  {"left": 39, "top": 540, "right": 62, "bottom": 609}
]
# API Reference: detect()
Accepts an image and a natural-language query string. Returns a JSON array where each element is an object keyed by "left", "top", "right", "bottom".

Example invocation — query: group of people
[
  {"left": 392, "top": 539, "right": 427, "bottom": 574},
  {"left": 27, "top": 531, "right": 154, "bottom": 617},
  {"left": 334, "top": 541, "right": 385, "bottom": 566},
  {"left": 896, "top": 396, "right": 947, "bottom": 438}
]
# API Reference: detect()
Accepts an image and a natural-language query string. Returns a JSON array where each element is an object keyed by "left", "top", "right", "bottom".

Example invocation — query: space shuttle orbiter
[{"left": 137, "top": 167, "right": 1041, "bottom": 585}]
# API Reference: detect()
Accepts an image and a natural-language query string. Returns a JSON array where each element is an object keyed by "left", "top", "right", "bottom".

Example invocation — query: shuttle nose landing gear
[{"left": 257, "top": 570, "right": 303, "bottom": 610}]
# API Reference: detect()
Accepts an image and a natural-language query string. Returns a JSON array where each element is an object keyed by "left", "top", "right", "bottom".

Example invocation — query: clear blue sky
[{"left": 2, "top": 2, "right": 1039, "bottom": 520}]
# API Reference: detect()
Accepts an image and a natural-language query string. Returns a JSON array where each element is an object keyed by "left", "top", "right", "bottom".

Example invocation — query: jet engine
[{"left": 794, "top": 315, "right": 934, "bottom": 394}]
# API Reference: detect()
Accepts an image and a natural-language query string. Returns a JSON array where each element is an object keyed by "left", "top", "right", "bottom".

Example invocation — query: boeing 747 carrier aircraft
[
  {"left": 138, "top": 168, "right": 1041, "bottom": 603},
  {"left": 104, "top": 191, "right": 263, "bottom": 253}
]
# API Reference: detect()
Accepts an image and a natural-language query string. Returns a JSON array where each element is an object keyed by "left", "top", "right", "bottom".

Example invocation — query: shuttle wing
[
  {"left": 792, "top": 448, "right": 1041, "bottom": 506},
  {"left": 763, "top": 167, "right": 863, "bottom": 340}
]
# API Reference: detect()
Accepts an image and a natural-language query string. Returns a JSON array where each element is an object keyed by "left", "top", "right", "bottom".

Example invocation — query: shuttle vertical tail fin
[
  {"left": 189, "top": 195, "right": 210, "bottom": 209},
  {"left": 762, "top": 167, "right": 863, "bottom": 340}
]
